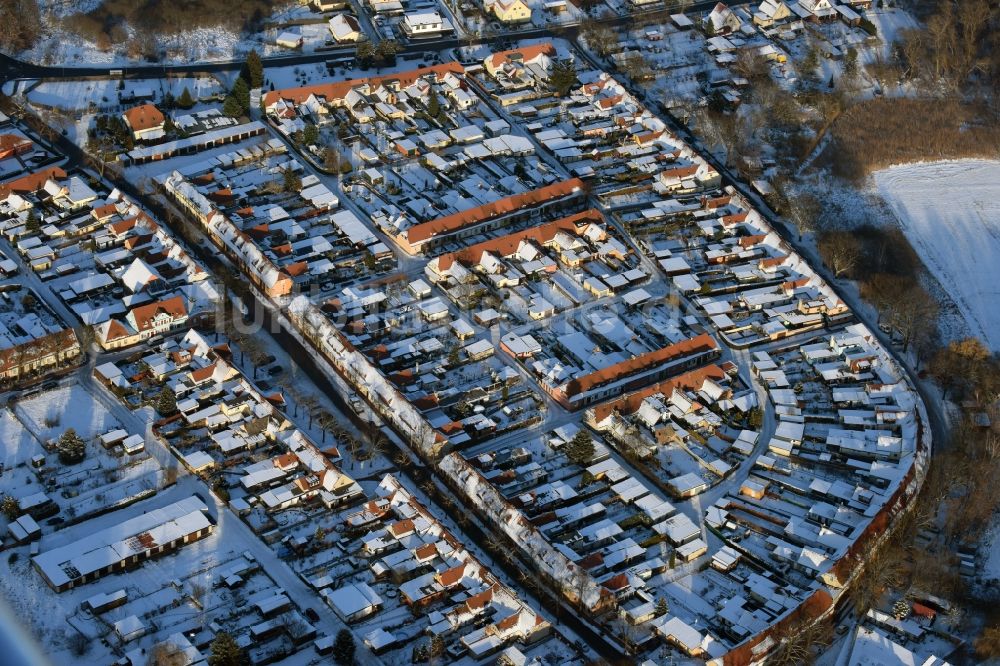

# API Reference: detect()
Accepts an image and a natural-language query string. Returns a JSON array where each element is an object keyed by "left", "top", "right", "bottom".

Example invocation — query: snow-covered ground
[
  {"left": 14, "top": 383, "right": 121, "bottom": 442},
  {"left": 0, "top": 410, "right": 44, "bottom": 469},
  {"left": 974, "top": 512, "right": 1000, "bottom": 601},
  {"left": 874, "top": 159, "right": 1000, "bottom": 352},
  {"left": 16, "top": 0, "right": 331, "bottom": 67}
]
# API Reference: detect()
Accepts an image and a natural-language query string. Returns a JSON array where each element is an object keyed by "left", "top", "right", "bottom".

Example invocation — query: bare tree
[
  {"left": 146, "top": 641, "right": 187, "bottom": 666},
  {"left": 767, "top": 619, "right": 831, "bottom": 666},
  {"left": 580, "top": 19, "right": 617, "bottom": 58},
  {"left": 817, "top": 231, "right": 862, "bottom": 278},
  {"left": 886, "top": 282, "right": 938, "bottom": 353}
]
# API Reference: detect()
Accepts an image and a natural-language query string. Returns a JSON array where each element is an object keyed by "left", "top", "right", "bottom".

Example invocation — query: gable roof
[
  {"left": 0, "top": 134, "right": 31, "bottom": 155},
  {"left": 0, "top": 167, "right": 67, "bottom": 199},
  {"left": 128, "top": 295, "right": 187, "bottom": 332},
  {"left": 432, "top": 209, "right": 603, "bottom": 272},
  {"left": 262, "top": 62, "right": 465, "bottom": 109},
  {"left": 437, "top": 562, "right": 467, "bottom": 587},
  {"left": 486, "top": 43, "right": 555, "bottom": 70},
  {"left": 564, "top": 333, "right": 719, "bottom": 399},
  {"left": 590, "top": 364, "right": 728, "bottom": 423},
  {"left": 404, "top": 178, "right": 585, "bottom": 246},
  {"left": 97, "top": 318, "right": 134, "bottom": 344}
]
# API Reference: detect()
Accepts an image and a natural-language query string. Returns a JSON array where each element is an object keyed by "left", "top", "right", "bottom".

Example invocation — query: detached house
[
  {"left": 486, "top": 0, "right": 532, "bottom": 24},
  {"left": 328, "top": 14, "right": 362, "bottom": 42},
  {"left": 122, "top": 104, "right": 166, "bottom": 142},
  {"left": 704, "top": 2, "right": 742, "bottom": 34},
  {"left": 128, "top": 295, "right": 189, "bottom": 340},
  {"left": 484, "top": 44, "right": 555, "bottom": 81},
  {"left": 401, "top": 11, "right": 446, "bottom": 37},
  {"left": 97, "top": 295, "right": 189, "bottom": 349},
  {"left": 753, "top": 0, "right": 791, "bottom": 26},
  {"left": 796, "top": 0, "right": 837, "bottom": 20}
]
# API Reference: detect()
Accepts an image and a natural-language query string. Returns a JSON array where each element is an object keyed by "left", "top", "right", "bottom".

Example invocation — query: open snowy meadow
[{"left": 875, "top": 159, "right": 1000, "bottom": 352}]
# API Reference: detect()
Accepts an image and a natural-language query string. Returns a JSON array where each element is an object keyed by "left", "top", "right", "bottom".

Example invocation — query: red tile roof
[
  {"left": 433, "top": 209, "right": 603, "bottom": 272},
  {"left": 602, "top": 573, "right": 629, "bottom": 591},
  {"left": 0, "top": 329, "right": 78, "bottom": 374},
  {"left": 129, "top": 295, "right": 187, "bottom": 333},
  {"left": 739, "top": 234, "right": 766, "bottom": 247},
  {"left": 495, "top": 611, "right": 521, "bottom": 631},
  {"left": 262, "top": 62, "right": 466, "bottom": 108},
  {"left": 437, "top": 562, "right": 467, "bottom": 587},
  {"left": 0, "top": 134, "right": 31, "bottom": 157},
  {"left": 404, "top": 178, "right": 585, "bottom": 246},
  {"left": 189, "top": 363, "right": 217, "bottom": 384},
  {"left": 0, "top": 166, "right": 66, "bottom": 199},
  {"left": 388, "top": 518, "right": 415, "bottom": 537},
  {"left": 563, "top": 333, "right": 718, "bottom": 399},
  {"left": 590, "top": 364, "right": 728, "bottom": 423},
  {"left": 464, "top": 585, "right": 495, "bottom": 611},
  {"left": 487, "top": 43, "right": 555, "bottom": 70},
  {"left": 123, "top": 104, "right": 165, "bottom": 133},
  {"left": 102, "top": 319, "right": 132, "bottom": 342}
]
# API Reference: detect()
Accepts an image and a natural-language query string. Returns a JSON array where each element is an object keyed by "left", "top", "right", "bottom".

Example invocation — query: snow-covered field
[{"left": 875, "top": 159, "right": 1000, "bottom": 352}]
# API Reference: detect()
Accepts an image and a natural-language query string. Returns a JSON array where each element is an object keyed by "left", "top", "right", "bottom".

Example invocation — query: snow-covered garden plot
[
  {"left": 0, "top": 488, "right": 309, "bottom": 666},
  {"left": 875, "top": 160, "right": 1000, "bottom": 352},
  {"left": 2, "top": 383, "right": 166, "bottom": 523},
  {"left": 14, "top": 383, "right": 121, "bottom": 443},
  {"left": 0, "top": 410, "right": 44, "bottom": 469},
  {"left": 26, "top": 77, "right": 224, "bottom": 113}
]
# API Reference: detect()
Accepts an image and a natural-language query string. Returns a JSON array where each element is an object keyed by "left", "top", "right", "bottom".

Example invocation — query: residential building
[
  {"left": 394, "top": 178, "right": 587, "bottom": 255},
  {"left": 486, "top": 0, "right": 532, "bottom": 23},
  {"left": 122, "top": 104, "right": 166, "bottom": 142},
  {"left": 0, "top": 328, "right": 80, "bottom": 382},
  {"left": 97, "top": 295, "right": 190, "bottom": 350},
  {"left": 753, "top": 0, "right": 791, "bottom": 26},
  {"left": 328, "top": 14, "right": 362, "bottom": 42},
  {"left": 401, "top": 12, "right": 446, "bottom": 38},
  {"left": 32, "top": 496, "right": 214, "bottom": 592},
  {"left": 276, "top": 31, "right": 304, "bottom": 49},
  {"left": 705, "top": 2, "right": 742, "bottom": 33},
  {"left": 0, "top": 134, "right": 32, "bottom": 161}
]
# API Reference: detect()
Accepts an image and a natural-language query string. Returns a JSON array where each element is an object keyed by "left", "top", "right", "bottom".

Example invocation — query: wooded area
[{"left": 828, "top": 98, "right": 1000, "bottom": 180}]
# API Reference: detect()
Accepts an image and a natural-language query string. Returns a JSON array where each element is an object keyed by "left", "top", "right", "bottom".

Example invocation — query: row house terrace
[
  {"left": 424, "top": 209, "right": 644, "bottom": 318},
  {"left": 325, "top": 475, "right": 556, "bottom": 661},
  {"left": 389, "top": 177, "right": 588, "bottom": 255},
  {"left": 587, "top": 363, "right": 760, "bottom": 500},
  {"left": 161, "top": 147, "right": 395, "bottom": 297},
  {"left": 0, "top": 286, "right": 81, "bottom": 382},
  {"left": 548, "top": 333, "right": 722, "bottom": 411},
  {"left": 319, "top": 276, "right": 544, "bottom": 448},
  {"left": 263, "top": 62, "right": 471, "bottom": 130},
  {"left": 0, "top": 168, "right": 217, "bottom": 349}
]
